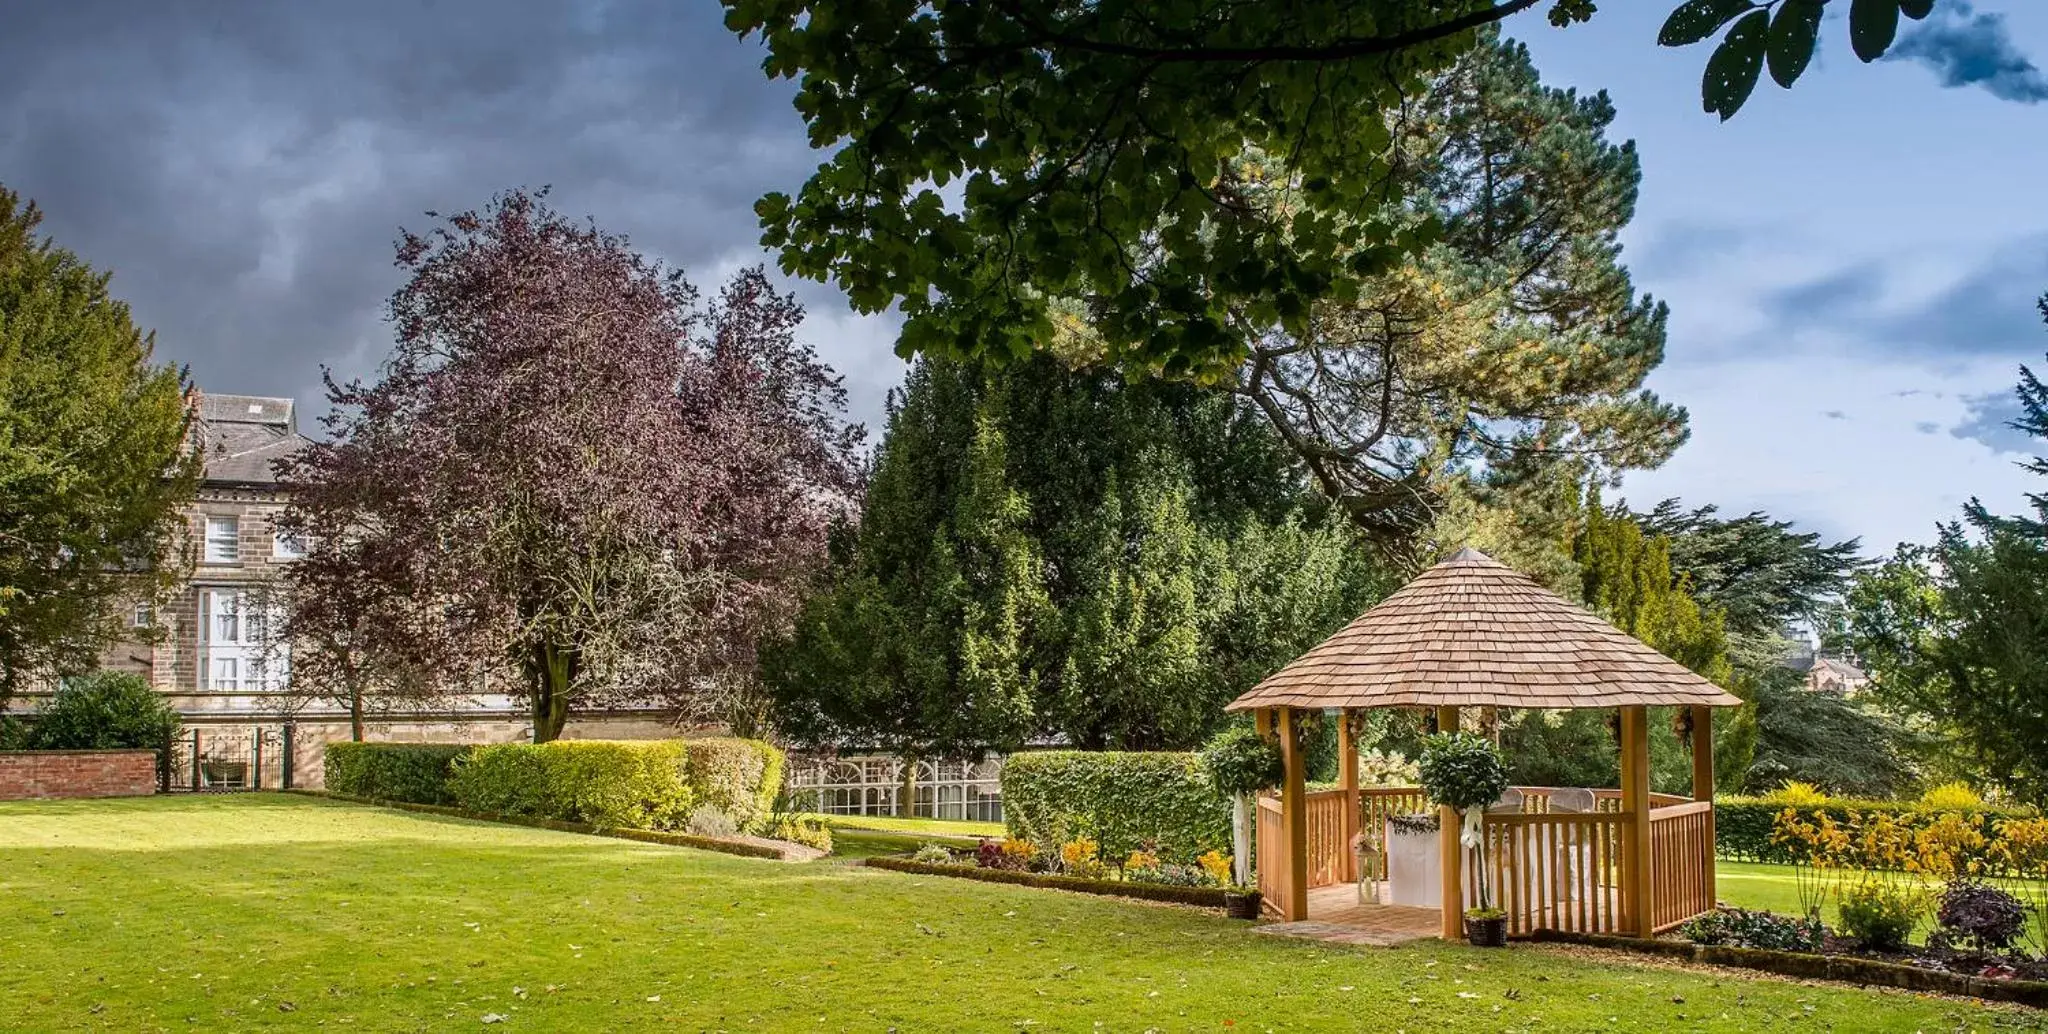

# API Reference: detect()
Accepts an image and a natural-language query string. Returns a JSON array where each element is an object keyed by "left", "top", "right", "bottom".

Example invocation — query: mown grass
[
  {"left": 2, "top": 795, "right": 2044, "bottom": 1032},
  {"left": 808, "top": 812, "right": 1004, "bottom": 838}
]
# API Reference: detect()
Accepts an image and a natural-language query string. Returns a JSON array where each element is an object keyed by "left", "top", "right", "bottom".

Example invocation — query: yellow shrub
[
  {"left": 1918, "top": 781, "right": 1983, "bottom": 812},
  {"left": 1764, "top": 781, "right": 1829, "bottom": 807},
  {"left": 1124, "top": 849, "right": 1159, "bottom": 871},
  {"left": 1195, "top": 849, "right": 1232, "bottom": 885}
]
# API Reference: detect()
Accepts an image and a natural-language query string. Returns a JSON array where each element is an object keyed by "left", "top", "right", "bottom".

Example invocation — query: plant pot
[
  {"left": 1464, "top": 914, "right": 1508, "bottom": 948},
  {"left": 1225, "top": 890, "right": 1262, "bottom": 920}
]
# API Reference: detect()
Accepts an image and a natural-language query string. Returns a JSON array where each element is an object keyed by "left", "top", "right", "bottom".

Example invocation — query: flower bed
[
  {"left": 864, "top": 834, "right": 1245, "bottom": 909},
  {"left": 864, "top": 855, "right": 1232, "bottom": 908},
  {"left": 1528, "top": 926, "right": 2048, "bottom": 1008}
]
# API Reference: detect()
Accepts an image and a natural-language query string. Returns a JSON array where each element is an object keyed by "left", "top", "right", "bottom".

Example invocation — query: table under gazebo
[{"left": 1227, "top": 548, "right": 1739, "bottom": 940}]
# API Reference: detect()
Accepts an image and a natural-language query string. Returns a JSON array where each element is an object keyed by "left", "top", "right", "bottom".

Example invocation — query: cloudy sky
[{"left": 3, "top": 1, "right": 2043, "bottom": 556}]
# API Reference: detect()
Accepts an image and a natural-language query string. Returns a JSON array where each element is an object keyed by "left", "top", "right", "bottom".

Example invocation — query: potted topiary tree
[
  {"left": 1199, "top": 723, "right": 1284, "bottom": 920},
  {"left": 1417, "top": 732, "right": 1512, "bottom": 947}
]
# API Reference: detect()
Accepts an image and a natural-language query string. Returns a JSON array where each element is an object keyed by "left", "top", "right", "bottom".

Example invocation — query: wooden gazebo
[{"left": 1225, "top": 548, "right": 1741, "bottom": 939}]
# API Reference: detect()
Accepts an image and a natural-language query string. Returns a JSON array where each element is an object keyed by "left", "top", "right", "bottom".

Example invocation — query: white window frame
[
  {"left": 203, "top": 516, "right": 240, "bottom": 564},
  {"left": 197, "top": 588, "right": 288, "bottom": 692},
  {"left": 131, "top": 603, "right": 152, "bottom": 628}
]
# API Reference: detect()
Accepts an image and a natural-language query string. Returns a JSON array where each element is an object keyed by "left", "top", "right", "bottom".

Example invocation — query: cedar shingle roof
[{"left": 1225, "top": 548, "right": 1743, "bottom": 712}]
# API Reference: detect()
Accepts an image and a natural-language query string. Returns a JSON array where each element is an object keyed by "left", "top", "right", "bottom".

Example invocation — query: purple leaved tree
[{"left": 278, "top": 190, "right": 862, "bottom": 742}]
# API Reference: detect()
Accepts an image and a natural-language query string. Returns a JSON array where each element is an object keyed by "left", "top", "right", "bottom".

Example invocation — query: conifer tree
[
  {"left": 763, "top": 354, "right": 1381, "bottom": 755},
  {"left": 0, "top": 186, "right": 197, "bottom": 704}
]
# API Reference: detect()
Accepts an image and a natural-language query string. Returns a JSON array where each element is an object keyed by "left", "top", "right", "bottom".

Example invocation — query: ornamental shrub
[
  {"left": 23, "top": 672, "right": 181, "bottom": 756},
  {"left": 449, "top": 740, "right": 694, "bottom": 830},
  {"left": 1763, "top": 780, "right": 1830, "bottom": 808},
  {"left": 681, "top": 737, "right": 784, "bottom": 834},
  {"left": 1001, "top": 751, "right": 1230, "bottom": 862},
  {"left": 767, "top": 814, "right": 833, "bottom": 852},
  {"left": 1127, "top": 862, "right": 1213, "bottom": 887},
  {"left": 1934, "top": 880, "right": 2029, "bottom": 953},
  {"left": 1836, "top": 879, "right": 1926, "bottom": 952},
  {"left": 1197, "top": 724, "right": 1282, "bottom": 798},
  {"left": 686, "top": 803, "right": 739, "bottom": 838},
  {"left": 1677, "top": 907, "right": 1824, "bottom": 952},
  {"left": 1716, "top": 798, "right": 2033, "bottom": 865},
  {"left": 1919, "top": 781, "right": 1985, "bottom": 812},
  {"left": 324, "top": 742, "right": 475, "bottom": 804},
  {"left": 1416, "top": 733, "right": 1509, "bottom": 813},
  {"left": 912, "top": 842, "right": 955, "bottom": 864},
  {"left": 977, "top": 837, "right": 1034, "bottom": 871}
]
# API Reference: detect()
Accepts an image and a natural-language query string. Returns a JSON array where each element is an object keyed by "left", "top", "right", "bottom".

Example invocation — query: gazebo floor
[{"left": 1253, "top": 883, "right": 1441, "bottom": 947}]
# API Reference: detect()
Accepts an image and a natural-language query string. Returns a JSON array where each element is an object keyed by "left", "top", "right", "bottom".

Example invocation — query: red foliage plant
[{"left": 278, "top": 190, "right": 863, "bottom": 740}]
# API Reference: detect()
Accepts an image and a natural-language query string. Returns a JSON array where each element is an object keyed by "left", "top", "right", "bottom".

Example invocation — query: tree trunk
[
  {"left": 1231, "top": 792, "right": 1253, "bottom": 887},
  {"left": 896, "top": 757, "right": 917, "bottom": 818},
  {"left": 348, "top": 689, "right": 365, "bottom": 742},
  {"left": 531, "top": 640, "right": 575, "bottom": 743}
]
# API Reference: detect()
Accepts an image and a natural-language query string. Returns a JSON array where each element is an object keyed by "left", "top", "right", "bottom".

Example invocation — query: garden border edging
[
  {"left": 1526, "top": 929, "right": 2048, "bottom": 1008},
  {"left": 289, "top": 789, "right": 824, "bottom": 861},
  {"left": 864, "top": 855, "right": 1231, "bottom": 909}
]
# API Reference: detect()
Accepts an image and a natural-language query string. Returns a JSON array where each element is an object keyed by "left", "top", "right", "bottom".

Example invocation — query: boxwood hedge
[
  {"left": 1001, "top": 750, "right": 1229, "bottom": 862},
  {"left": 323, "top": 742, "right": 475, "bottom": 805}
]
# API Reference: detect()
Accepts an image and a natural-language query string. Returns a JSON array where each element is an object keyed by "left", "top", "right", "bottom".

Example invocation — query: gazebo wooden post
[
  {"left": 1276, "top": 706, "right": 1311, "bottom": 921},
  {"left": 1690, "top": 705, "right": 1714, "bottom": 802},
  {"left": 1619, "top": 705, "right": 1653, "bottom": 935},
  {"left": 1692, "top": 704, "right": 1716, "bottom": 910},
  {"left": 1436, "top": 704, "right": 1463, "bottom": 940},
  {"left": 1336, "top": 708, "right": 1358, "bottom": 883}
]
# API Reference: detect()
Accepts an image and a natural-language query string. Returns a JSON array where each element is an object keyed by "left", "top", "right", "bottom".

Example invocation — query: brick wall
[{"left": 0, "top": 750, "right": 159, "bottom": 800}]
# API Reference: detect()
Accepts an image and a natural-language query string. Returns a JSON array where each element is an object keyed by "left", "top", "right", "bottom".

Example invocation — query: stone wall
[{"left": 0, "top": 750, "right": 158, "bottom": 800}]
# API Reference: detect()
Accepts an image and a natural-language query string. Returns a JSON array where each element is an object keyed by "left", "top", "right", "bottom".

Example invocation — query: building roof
[
  {"left": 1810, "top": 656, "right": 1868, "bottom": 681},
  {"left": 197, "top": 393, "right": 311, "bottom": 485},
  {"left": 1224, "top": 548, "right": 1745, "bottom": 713}
]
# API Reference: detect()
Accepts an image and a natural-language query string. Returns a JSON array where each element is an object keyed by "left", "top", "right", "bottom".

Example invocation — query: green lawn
[
  {"left": 809, "top": 812, "right": 1004, "bottom": 839},
  {"left": 1, "top": 798, "right": 2042, "bottom": 1032}
]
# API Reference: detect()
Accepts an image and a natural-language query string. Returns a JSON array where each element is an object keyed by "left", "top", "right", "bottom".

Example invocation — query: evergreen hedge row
[
  {"left": 323, "top": 738, "right": 785, "bottom": 833},
  {"left": 1001, "top": 750, "right": 1230, "bottom": 862},
  {"left": 324, "top": 742, "right": 474, "bottom": 805},
  {"left": 1715, "top": 797, "right": 2035, "bottom": 864}
]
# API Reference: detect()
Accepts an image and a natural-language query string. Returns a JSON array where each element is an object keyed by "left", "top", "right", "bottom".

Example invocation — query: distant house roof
[
  {"left": 1224, "top": 548, "right": 1744, "bottom": 713},
  {"left": 196, "top": 393, "right": 311, "bottom": 486},
  {"left": 1810, "top": 656, "right": 1867, "bottom": 682}
]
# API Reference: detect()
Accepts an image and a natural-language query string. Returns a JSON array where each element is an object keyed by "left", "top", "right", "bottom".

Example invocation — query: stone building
[{"left": 93, "top": 392, "right": 667, "bottom": 787}]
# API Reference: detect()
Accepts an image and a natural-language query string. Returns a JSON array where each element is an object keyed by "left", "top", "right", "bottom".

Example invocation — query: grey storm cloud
[
  {"left": 1756, "top": 236, "right": 2048, "bottom": 359},
  {"left": 1887, "top": 0, "right": 2048, "bottom": 104},
  {"left": 0, "top": 0, "right": 905, "bottom": 432},
  {"left": 1952, "top": 387, "right": 2041, "bottom": 454}
]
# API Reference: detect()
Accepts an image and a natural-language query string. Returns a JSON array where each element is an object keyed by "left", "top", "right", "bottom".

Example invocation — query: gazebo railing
[
  {"left": 1260, "top": 785, "right": 1716, "bottom": 934},
  {"left": 1648, "top": 800, "right": 1716, "bottom": 932},
  {"left": 1478, "top": 811, "right": 1626, "bottom": 935}
]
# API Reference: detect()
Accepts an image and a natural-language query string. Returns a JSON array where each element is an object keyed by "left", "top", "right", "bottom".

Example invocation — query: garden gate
[{"left": 162, "top": 724, "right": 299, "bottom": 792}]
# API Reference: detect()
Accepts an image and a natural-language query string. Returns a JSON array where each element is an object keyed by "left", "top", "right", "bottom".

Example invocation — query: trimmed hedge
[
  {"left": 1001, "top": 751, "right": 1229, "bottom": 863},
  {"left": 325, "top": 737, "right": 787, "bottom": 834},
  {"left": 1716, "top": 797, "right": 2035, "bottom": 865},
  {"left": 684, "top": 737, "right": 785, "bottom": 833},
  {"left": 864, "top": 855, "right": 1231, "bottom": 908},
  {"left": 324, "top": 743, "right": 475, "bottom": 805},
  {"left": 450, "top": 740, "right": 696, "bottom": 831}
]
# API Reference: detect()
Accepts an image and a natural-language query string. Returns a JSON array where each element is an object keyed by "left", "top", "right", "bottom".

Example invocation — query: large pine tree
[{"left": 763, "top": 354, "right": 1384, "bottom": 757}]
